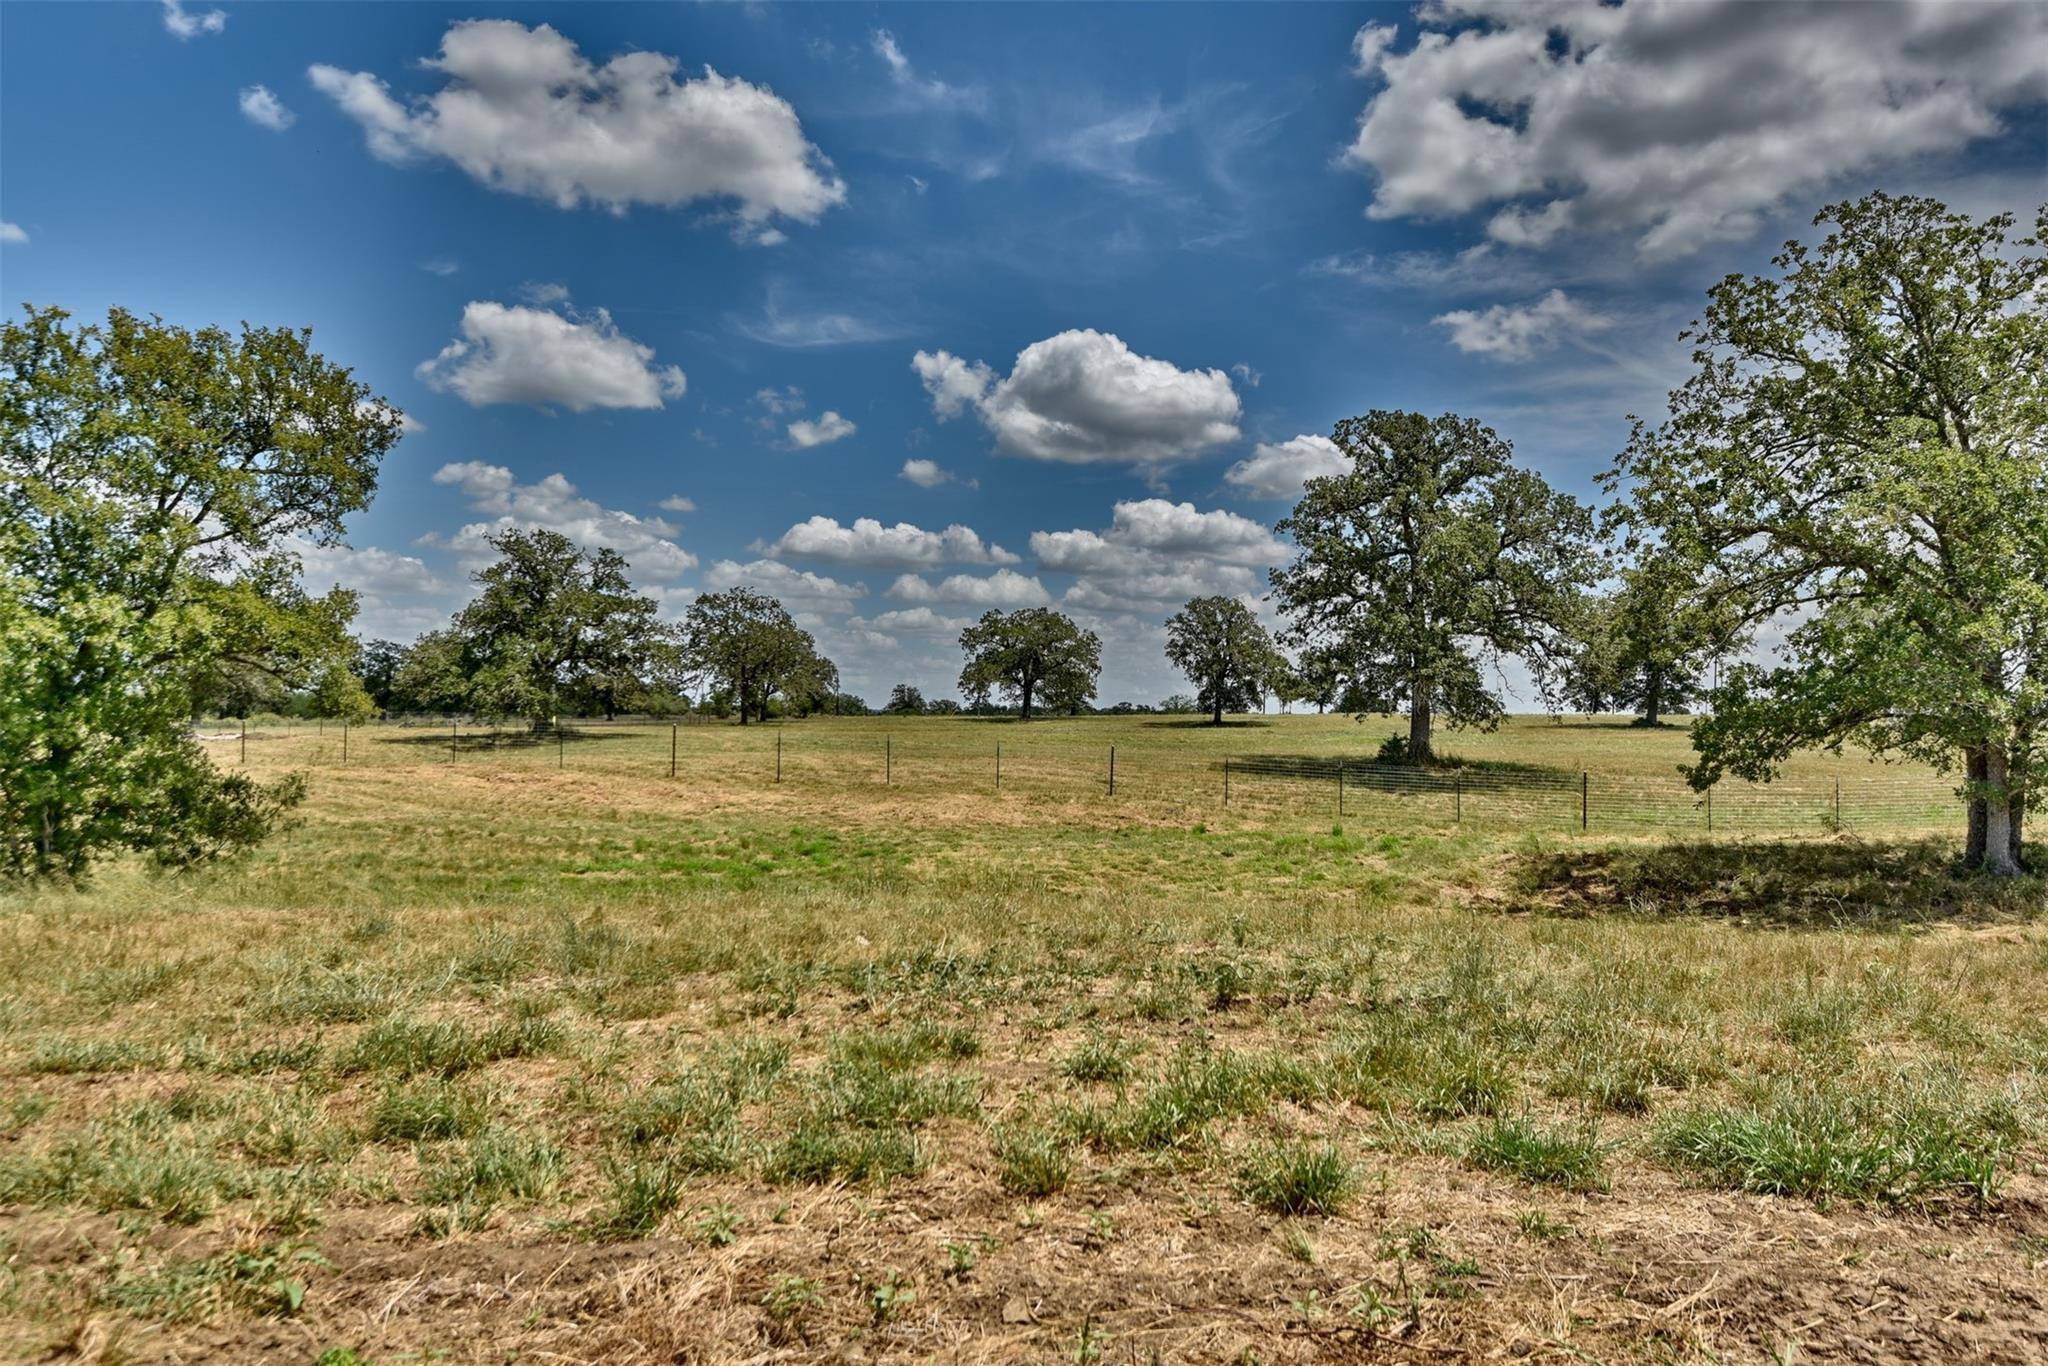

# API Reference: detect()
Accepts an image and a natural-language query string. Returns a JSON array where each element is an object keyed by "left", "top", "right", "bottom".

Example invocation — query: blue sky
[{"left": 3, "top": 1, "right": 2043, "bottom": 704}]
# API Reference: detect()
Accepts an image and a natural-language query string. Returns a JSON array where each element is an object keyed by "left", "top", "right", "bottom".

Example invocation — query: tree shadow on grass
[
  {"left": 1508, "top": 837, "right": 2045, "bottom": 931},
  {"left": 1140, "top": 718, "right": 1275, "bottom": 729},
  {"left": 383, "top": 725, "right": 634, "bottom": 754}
]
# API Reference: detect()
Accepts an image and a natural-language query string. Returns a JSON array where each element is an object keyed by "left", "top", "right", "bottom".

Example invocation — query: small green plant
[
  {"left": 588, "top": 1158, "right": 683, "bottom": 1239},
  {"left": 693, "top": 1200, "right": 741, "bottom": 1247},
  {"left": 1515, "top": 1209, "right": 1571, "bottom": 1242},
  {"left": 1236, "top": 1140, "right": 1357, "bottom": 1216},
  {"left": 1060, "top": 1033, "right": 1135, "bottom": 1085},
  {"left": 1466, "top": 1116, "right": 1608, "bottom": 1190},
  {"left": 762, "top": 1124, "right": 922, "bottom": 1186},
  {"left": 868, "top": 1272, "right": 916, "bottom": 1325},
  {"left": 762, "top": 1274, "right": 824, "bottom": 1339},
  {"left": 994, "top": 1125, "right": 1073, "bottom": 1197},
  {"left": 367, "top": 1079, "right": 488, "bottom": 1142}
]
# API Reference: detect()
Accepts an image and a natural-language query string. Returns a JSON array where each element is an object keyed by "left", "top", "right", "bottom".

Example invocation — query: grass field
[{"left": 2, "top": 715, "right": 2044, "bottom": 1362}]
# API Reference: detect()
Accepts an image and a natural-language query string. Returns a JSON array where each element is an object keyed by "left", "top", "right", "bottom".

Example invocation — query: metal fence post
[
  {"left": 1337, "top": 766, "right": 1344, "bottom": 817},
  {"left": 1108, "top": 745, "right": 1116, "bottom": 797},
  {"left": 670, "top": 723, "right": 677, "bottom": 779},
  {"left": 341, "top": 721, "right": 348, "bottom": 765},
  {"left": 775, "top": 732, "right": 782, "bottom": 783},
  {"left": 557, "top": 723, "right": 564, "bottom": 769},
  {"left": 1834, "top": 778, "right": 1842, "bottom": 831},
  {"left": 995, "top": 741, "right": 1002, "bottom": 791},
  {"left": 1454, "top": 773, "right": 1462, "bottom": 824},
  {"left": 1580, "top": 770, "right": 1589, "bottom": 831},
  {"left": 1223, "top": 757, "right": 1230, "bottom": 807},
  {"left": 1706, "top": 784, "right": 1713, "bottom": 832},
  {"left": 885, "top": 736, "right": 893, "bottom": 785},
  {"left": 451, "top": 718, "right": 458, "bottom": 762}
]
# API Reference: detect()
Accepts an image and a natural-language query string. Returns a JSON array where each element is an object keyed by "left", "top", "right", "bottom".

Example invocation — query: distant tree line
[{"left": 5, "top": 192, "right": 2040, "bottom": 877}]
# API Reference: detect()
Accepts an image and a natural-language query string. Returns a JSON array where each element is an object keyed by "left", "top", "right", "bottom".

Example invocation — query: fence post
[
  {"left": 1580, "top": 770, "right": 1589, "bottom": 831},
  {"left": 1706, "top": 784, "right": 1713, "bottom": 832},
  {"left": 1337, "top": 766, "right": 1344, "bottom": 817},
  {"left": 1834, "top": 778, "right": 1842, "bottom": 832},
  {"left": 776, "top": 732, "right": 782, "bottom": 783},
  {"left": 1108, "top": 745, "right": 1116, "bottom": 797},
  {"left": 557, "top": 722, "right": 564, "bottom": 769},
  {"left": 1223, "top": 757, "right": 1230, "bottom": 807},
  {"left": 240, "top": 718, "right": 247, "bottom": 765},
  {"left": 886, "top": 736, "right": 892, "bottom": 785},
  {"left": 451, "top": 718, "right": 458, "bottom": 762},
  {"left": 995, "top": 741, "right": 1002, "bottom": 791},
  {"left": 341, "top": 721, "right": 348, "bottom": 766},
  {"left": 670, "top": 723, "right": 677, "bottom": 779},
  {"left": 1454, "top": 773, "right": 1462, "bottom": 824}
]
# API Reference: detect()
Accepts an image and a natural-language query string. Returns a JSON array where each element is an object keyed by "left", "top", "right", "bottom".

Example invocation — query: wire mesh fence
[{"left": 196, "top": 715, "right": 1964, "bottom": 840}]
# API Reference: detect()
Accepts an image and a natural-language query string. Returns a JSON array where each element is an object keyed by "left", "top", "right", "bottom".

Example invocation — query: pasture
[{"left": 1, "top": 715, "right": 2043, "bottom": 1362}]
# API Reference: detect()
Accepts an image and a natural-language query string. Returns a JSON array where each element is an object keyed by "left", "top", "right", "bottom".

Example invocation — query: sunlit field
[{"left": 2, "top": 715, "right": 2043, "bottom": 1361}]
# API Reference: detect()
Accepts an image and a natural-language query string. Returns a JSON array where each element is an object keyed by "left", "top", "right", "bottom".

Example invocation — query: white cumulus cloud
[
  {"left": 0, "top": 222, "right": 27, "bottom": 246},
  {"left": 416, "top": 300, "right": 685, "bottom": 411},
  {"left": 1343, "top": 0, "right": 2048, "bottom": 259},
  {"left": 787, "top": 410, "right": 856, "bottom": 447},
  {"left": 888, "top": 569, "right": 1052, "bottom": 609},
  {"left": 1433, "top": 289, "right": 1611, "bottom": 361},
  {"left": 427, "top": 461, "right": 697, "bottom": 580},
  {"left": 161, "top": 0, "right": 224, "bottom": 40},
  {"left": 309, "top": 20, "right": 845, "bottom": 242},
  {"left": 238, "top": 85, "right": 295, "bottom": 132},
  {"left": 913, "top": 329, "right": 1240, "bottom": 467},
  {"left": 899, "top": 458, "right": 970, "bottom": 489},
  {"left": 763, "top": 516, "right": 1017, "bottom": 569},
  {"left": 700, "top": 558, "right": 867, "bottom": 620},
  {"left": 1032, "top": 498, "right": 1283, "bottom": 610},
  {"left": 1224, "top": 434, "right": 1349, "bottom": 500}
]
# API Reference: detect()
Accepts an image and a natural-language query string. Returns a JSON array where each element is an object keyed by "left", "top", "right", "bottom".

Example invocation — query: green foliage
[
  {"left": 308, "top": 660, "right": 377, "bottom": 724},
  {"left": 1236, "top": 1140, "right": 1358, "bottom": 1216},
  {"left": 1655, "top": 1076, "right": 2018, "bottom": 1207},
  {"left": 1464, "top": 1116, "right": 1609, "bottom": 1190},
  {"left": 1272, "top": 411, "right": 1595, "bottom": 762},
  {"left": 993, "top": 1124, "right": 1073, "bottom": 1196},
  {"left": 682, "top": 586, "right": 838, "bottom": 724},
  {"left": 1611, "top": 194, "right": 2048, "bottom": 874},
  {"left": 1, "top": 304, "right": 400, "bottom": 876},
  {"left": 440, "top": 528, "right": 684, "bottom": 722},
  {"left": 1165, "top": 595, "right": 1283, "bottom": 723},
  {"left": 885, "top": 682, "right": 927, "bottom": 714},
  {"left": 957, "top": 607, "right": 1101, "bottom": 719}
]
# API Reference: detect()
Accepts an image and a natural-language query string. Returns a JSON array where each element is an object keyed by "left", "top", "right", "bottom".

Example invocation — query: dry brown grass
[{"left": 1, "top": 718, "right": 2043, "bottom": 1362}]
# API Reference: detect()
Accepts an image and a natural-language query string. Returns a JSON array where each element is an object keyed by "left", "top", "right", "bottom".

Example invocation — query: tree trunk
[
  {"left": 1408, "top": 676, "right": 1432, "bottom": 765},
  {"left": 2008, "top": 788, "right": 2026, "bottom": 873},
  {"left": 1212, "top": 694, "right": 1224, "bottom": 726},
  {"left": 1643, "top": 668, "right": 1664, "bottom": 726},
  {"left": 1964, "top": 746, "right": 1987, "bottom": 863},
  {"left": 1979, "top": 747, "right": 2022, "bottom": 877},
  {"left": 1019, "top": 677, "right": 1034, "bottom": 722}
]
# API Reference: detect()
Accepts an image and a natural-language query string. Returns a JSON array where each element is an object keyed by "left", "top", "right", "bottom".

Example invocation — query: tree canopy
[
  {"left": 1612, "top": 193, "right": 2048, "bottom": 874},
  {"left": 449, "top": 529, "right": 682, "bottom": 722},
  {"left": 958, "top": 607, "right": 1100, "bottom": 720},
  {"left": 1272, "top": 410, "right": 1595, "bottom": 762},
  {"left": 682, "top": 587, "right": 838, "bottom": 724},
  {"left": 1164, "top": 596, "right": 1281, "bottom": 724},
  {"left": 1, "top": 304, "right": 401, "bottom": 877},
  {"left": 1559, "top": 551, "right": 1742, "bottom": 724}
]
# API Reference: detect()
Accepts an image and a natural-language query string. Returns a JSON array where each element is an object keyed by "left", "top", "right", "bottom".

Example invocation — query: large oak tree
[
  {"left": 1, "top": 305, "right": 401, "bottom": 877},
  {"left": 1272, "top": 411, "right": 1595, "bottom": 763},
  {"left": 1164, "top": 595, "right": 1281, "bottom": 724},
  {"left": 1612, "top": 193, "right": 2047, "bottom": 875},
  {"left": 958, "top": 607, "right": 1100, "bottom": 720}
]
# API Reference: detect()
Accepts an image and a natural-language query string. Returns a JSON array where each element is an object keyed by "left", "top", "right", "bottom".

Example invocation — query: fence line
[{"left": 196, "top": 717, "right": 1962, "bottom": 840}]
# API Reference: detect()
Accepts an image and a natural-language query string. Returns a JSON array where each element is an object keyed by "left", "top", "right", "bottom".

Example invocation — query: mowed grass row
[
  {"left": 1, "top": 728, "right": 2043, "bottom": 1356},
  {"left": 206, "top": 713, "right": 1965, "bottom": 836}
]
